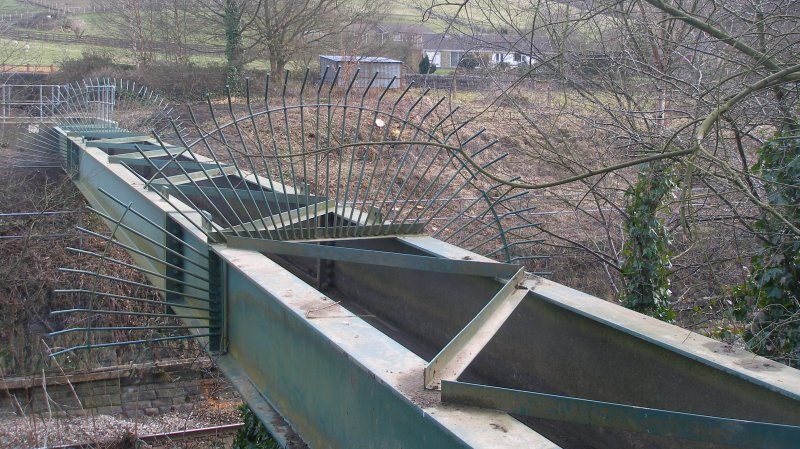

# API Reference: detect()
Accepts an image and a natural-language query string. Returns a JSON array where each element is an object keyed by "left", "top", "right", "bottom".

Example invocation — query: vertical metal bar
[
  {"left": 333, "top": 69, "right": 361, "bottom": 237},
  {"left": 313, "top": 67, "right": 330, "bottom": 230},
  {"left": 208, "top": 251, "right": 225, "bottom": 353},
  {"left": 243, "top": 78, "right": 282, "bottom": 233},
  {"left": 351, "top": 76, "right": 398, "bottom": 228},
  {"left": 322, "top": 67, "right": 341, "bottom": 234},
  {"left": 223, "top": 86, "right": 272, "bottom": 234},
  {"left": 180, "top": 107, "right": 253, "bottom": 234},
  {"left": 280, "top": 70, "right": 301, "bottom": 239},
  {"left": 342, "top": 71, "right": 378, "bottom": 226},
  {"left": 298, "top": 68, "right": 312, "bottom": 236},
  {"left": 262, "top": 75, "right": 293, "bottom": 236}
]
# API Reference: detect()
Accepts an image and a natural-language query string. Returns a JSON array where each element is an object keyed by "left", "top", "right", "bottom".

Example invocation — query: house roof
[
  {"left": 320, "top": 55, "right": 403, "bottom": 64},
  {"left": 422, "top": 33, "right": 552, "bottom": 55},
  {"left": 348, "top": 22, "right": 434, "bottom": 35},
  {"left": 344, "top": 22, "right": 433, "bottom": 36},
  {"left": 375, "top": 23, "right": 434, "bottom": 35}
]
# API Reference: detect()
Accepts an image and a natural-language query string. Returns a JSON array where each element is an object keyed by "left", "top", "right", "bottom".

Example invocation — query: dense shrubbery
[{"left": 54, "top": 51, "right": 240, "bottom": 100}]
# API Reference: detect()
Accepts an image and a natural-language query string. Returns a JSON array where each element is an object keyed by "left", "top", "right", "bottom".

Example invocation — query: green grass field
[
  {"left": 0, "top": 37, "right": 274, "bottom": 71},
  {"left": 0, "top": 0, "right": 38, "bottom": 9},
  {"left": 1, "top": 37, "right": 107, "bottom": 65}
]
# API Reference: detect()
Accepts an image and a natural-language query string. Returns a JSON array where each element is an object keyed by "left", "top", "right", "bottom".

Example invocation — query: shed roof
[{"left": 320, "top": 55, "right": 403, "bottom": 64}]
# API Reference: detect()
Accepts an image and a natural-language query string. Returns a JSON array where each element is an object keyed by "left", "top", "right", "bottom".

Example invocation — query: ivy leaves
[
  {"left": 232, "top": 403, "right": 281, "bottom": 449},
  {"left": 621, "top": 163, "right": 676, "bottom": 322},
  {"left": 734, "top": 134, "right": 800, "bottom": 367}
]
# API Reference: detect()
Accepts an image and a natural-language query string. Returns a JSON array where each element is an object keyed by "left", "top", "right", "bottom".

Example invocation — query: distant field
[
  {"left": 0, "top": 36, "right": 274, "bottom": 71},
  {"left": 0, "top": 0, "right": 31, "bottom": 9},
  {"left": 0, "top": 0, "right": 453, "bottom": 68},
  {"left": 0, "top": 0, "right": 40, "bottom": 11},
  {"left": 0, "top": 37, "right": 108, "bottom": 64},
  {"left": 3, "top": 0, "right": 96, "bottom": 8}
]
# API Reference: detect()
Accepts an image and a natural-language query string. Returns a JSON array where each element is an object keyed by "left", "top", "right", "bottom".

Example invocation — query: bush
[
  {"left": 458, "top": 52, "right": 480, "bottom": 70},
  {"left": 418, "top": 55, "right": 437, "bottom": 74},
  {"left": 53, "top": 53, "right": 230, "bottom": 101},
  {"left": 137, "top": 63, "right": 228, "bottom": 100},
  {"left": 54, "top": 49, "right": 119, "bottom": 84},
  {"left": 232, "top": 403, "right": 281, "bottom": 449}
]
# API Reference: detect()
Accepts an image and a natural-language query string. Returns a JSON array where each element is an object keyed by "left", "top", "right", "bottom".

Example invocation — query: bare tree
[
  {"left": 98, "top": 0, "right": 160, "bottom": 66},
  {"left": 155, "top": 0, "right": 199, "bottom": 64},
  {"left": 251, "top": 0, "right": 378, "bottom": 81},
  {"left": 191, "top": 0, "right": 263, "bottom": 88},
  {"left": 419, "top": 0, "right": 799, "bottom": 361},
  {"left": 98, "top": 0, "right": 200, "bottom": 66}
]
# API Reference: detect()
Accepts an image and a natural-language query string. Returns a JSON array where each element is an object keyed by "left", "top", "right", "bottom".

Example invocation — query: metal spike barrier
[{"left": 18, "top": 77, "right": 800, "bottom": 449}]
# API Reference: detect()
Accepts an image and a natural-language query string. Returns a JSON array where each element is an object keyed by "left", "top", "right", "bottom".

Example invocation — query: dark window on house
[
  {"left": 513, "top": 52, "right": 522, "bottom": 62},
  {"left": 450, "top": 52, "right": 462, "bottom": 67}
]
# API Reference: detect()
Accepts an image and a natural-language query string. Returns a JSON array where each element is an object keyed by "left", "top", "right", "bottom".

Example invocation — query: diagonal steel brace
[{"left": 424, "top": 267, "right": 527, "bottom": 390}]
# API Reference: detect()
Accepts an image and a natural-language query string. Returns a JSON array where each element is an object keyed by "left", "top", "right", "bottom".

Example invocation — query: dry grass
[{"left": 0, "top": 128, "right": 200, "bottom": 377}]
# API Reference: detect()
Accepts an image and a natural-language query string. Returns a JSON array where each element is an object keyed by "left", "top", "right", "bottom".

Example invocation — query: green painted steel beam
[
  {"left": 88, "top": 142, "right": 171, "bottom": 151},
  {"left": 441, "top": 381, "right": 800, "bottom": 449},
  {"left": 226, "top": 237, "right": 520, "bottom": 278},
  {"left": 212, "top": 223, "right": 428, "bottom": 241},
  {"left": 153, "top": 166, "right": 240, "bottom": 186},
  {"left": 67, "top": 131, "right": 144, "bottom": 139},
  {"left": 110, "top": 158, "right": 221, "bottom": 171},
  {"left": 214, "top": 245, "right": 555, "bottom": 449},
  {"left": 109, "top": 147, "right": 190, "bottom": 162},
  {"left": 425, "top": 268, "right": 527, "bottom": 389},
  {"left": 226, "top": 199, "right": 337, "bottom": 233},
  {"left": 172, "top": 184, "right": 323, "bottom": 206}
]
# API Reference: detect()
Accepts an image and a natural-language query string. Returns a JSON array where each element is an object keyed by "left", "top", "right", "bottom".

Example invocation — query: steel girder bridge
[{"left": 16, "top": 77, "right": 800, "bottom": 449}]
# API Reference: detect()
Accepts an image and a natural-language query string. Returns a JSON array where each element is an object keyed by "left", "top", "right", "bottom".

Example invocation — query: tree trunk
[{"left": 224, "top": 0, "right": 244, "bottom": 90}]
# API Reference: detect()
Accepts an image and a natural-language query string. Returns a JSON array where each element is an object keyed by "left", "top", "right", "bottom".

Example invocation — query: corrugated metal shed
[{"left": 320, "top": 55, "right": 402, "bottom": 89}]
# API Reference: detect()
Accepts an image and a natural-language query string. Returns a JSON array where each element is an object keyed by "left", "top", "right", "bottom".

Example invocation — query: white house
[{"left": 422, "top": 33, "right": 547, "bottom": 69}]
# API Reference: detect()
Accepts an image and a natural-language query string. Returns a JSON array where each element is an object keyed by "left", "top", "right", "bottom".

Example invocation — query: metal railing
[
  {"left": 0, "top": 83, "right": 62, "bottom": 118},
  {"left": 0, "top": 64, "right": 56, "bottom": 75}
]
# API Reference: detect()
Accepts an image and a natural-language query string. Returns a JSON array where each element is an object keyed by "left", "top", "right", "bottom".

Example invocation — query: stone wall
[{"left": 0, "top": 358, "right": 239, "bottom": 418}]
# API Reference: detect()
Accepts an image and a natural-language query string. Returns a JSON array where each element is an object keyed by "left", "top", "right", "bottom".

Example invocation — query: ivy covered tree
[
  {"left": 620, "top": 163, "right": 676, "bottom": 322},
  {"left": 223, "top": 0, "right": 245, "bottom": 90},
  {"left": 734, "top": 133, "right": 800, "bottom": 367}
]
